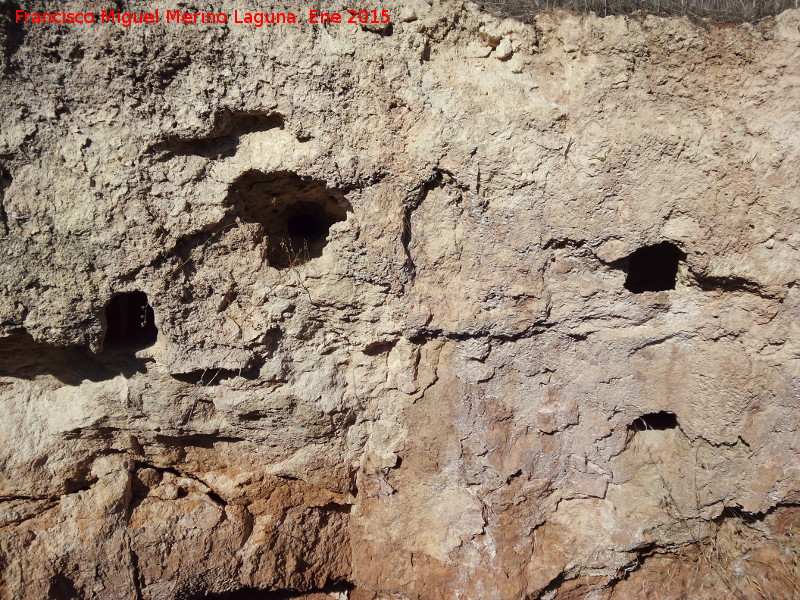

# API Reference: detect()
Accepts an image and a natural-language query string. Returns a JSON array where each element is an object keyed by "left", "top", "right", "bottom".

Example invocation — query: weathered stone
[{"left": 0, "top": 1, "right": 798, "bottom": 598}]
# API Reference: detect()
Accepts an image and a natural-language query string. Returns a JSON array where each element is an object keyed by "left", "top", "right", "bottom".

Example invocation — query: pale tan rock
[{"left": 0, "top": 1, "right": 799, "bottom": 599}]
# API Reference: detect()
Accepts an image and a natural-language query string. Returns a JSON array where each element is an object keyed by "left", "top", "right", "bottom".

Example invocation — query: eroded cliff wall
[{"left": 1, "top": 2, "right": 799, "bottom": 599}]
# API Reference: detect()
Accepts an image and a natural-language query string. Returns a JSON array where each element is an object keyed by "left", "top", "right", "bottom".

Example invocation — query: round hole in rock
[
  {"left": 286, "top": 203, "right": 336, "bottom": 240},
  {"left": 103, "top": 291, "right": 157, "bottom": 351},
  {"left": 226, "top": 170, "right": 351, "bottom": 269},
  {"left": 624, "top": 242, "right": 686, "bottom": 293}
]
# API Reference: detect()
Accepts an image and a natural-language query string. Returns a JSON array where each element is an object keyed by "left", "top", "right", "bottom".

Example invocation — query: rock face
[{"left": 1, "top": 2, "right": 799, "bottom": 599}]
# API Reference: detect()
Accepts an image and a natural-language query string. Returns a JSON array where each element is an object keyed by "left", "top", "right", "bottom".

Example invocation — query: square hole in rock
[
  {"left": 624, "top": 242, "right": 686, "bottom": 293},
  {"left": 103, "top": 291, "right": 157, "bottom": 351}
]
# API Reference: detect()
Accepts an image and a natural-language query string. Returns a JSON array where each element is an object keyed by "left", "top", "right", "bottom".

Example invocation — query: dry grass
[
  {"left": 481, "top": 0, "right": 799, "bottom": 22},
  {"left": 629, "top": 440, "right": 800, "bottom": 600}
]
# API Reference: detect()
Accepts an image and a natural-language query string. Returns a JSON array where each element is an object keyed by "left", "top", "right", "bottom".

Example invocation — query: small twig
[{"left": 563, "top": 136, "right": 575, "bottom": 160}]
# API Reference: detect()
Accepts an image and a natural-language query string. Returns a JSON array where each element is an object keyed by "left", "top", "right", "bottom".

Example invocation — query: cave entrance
[
  {"left": 286, "top": 202, "right": 336, "bottom": 240},
  {"left": 629, "top": 411, "right": 679, "bottom": 432},
  {"left": 103, "top": 291, "right": 157, "bottom": 351},
  {"left": 226, "top": 170, "right": 350, "bottom": 269},
  {"left": 624, "top": 242, "right": 685, "bottom": 293},
  {"left": 187, "top": 583, "right": 354, "bottom": 599}
]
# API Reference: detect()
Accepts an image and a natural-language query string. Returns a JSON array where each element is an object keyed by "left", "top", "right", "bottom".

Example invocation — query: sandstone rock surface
[{"left": 1, "top": 2, "right": 799, "bottom": 599}]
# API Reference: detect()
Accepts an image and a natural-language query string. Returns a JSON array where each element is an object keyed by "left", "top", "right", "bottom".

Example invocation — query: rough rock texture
[{"left": 1, "top": 1, "right": 799, "bottom": 599}]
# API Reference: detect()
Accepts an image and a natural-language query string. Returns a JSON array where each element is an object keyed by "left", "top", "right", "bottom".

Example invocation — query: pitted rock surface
[{"left": 1, "top": 2, "right": 799, "bottom": 599}]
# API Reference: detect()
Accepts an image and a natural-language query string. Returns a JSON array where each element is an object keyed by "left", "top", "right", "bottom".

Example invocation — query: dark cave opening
[
  {"left": 286, "top": 203, "right": 336, "bottom": 241},
  {"left": 629, "top": 411, "right": 679, "bottom": 432},
  {"left": 624, "top": 242, "right": 686, "bottom": 293},
  {"left": 226, "top": 170, "right": 350, "bottom": 269},
  {"left": 48, "top": 573, "right": 79, "bottom": 599},
  {"left": 186, "top": 582, "right": 355, "bottom": 600},
  {"left": 102, "top": 291, "right": 157, "bottom": 351}
]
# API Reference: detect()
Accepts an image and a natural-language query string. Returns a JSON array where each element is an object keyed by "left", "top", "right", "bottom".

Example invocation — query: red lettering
[{"left": 310, "top": 10, "right": 341, "bottom": 24}]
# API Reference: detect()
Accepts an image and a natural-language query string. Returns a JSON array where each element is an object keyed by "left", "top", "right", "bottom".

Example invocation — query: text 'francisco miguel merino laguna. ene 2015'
[{"left": 14, "top": 9, "right": 393, "bottom": 27}]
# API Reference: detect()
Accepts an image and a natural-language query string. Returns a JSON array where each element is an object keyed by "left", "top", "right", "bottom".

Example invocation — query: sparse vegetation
[
  {"left": 624, "top": 434, "right": 800, "bottom": 600},
  {"left": 481, "top": 0, "right": 798, "bottom": 23}
]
